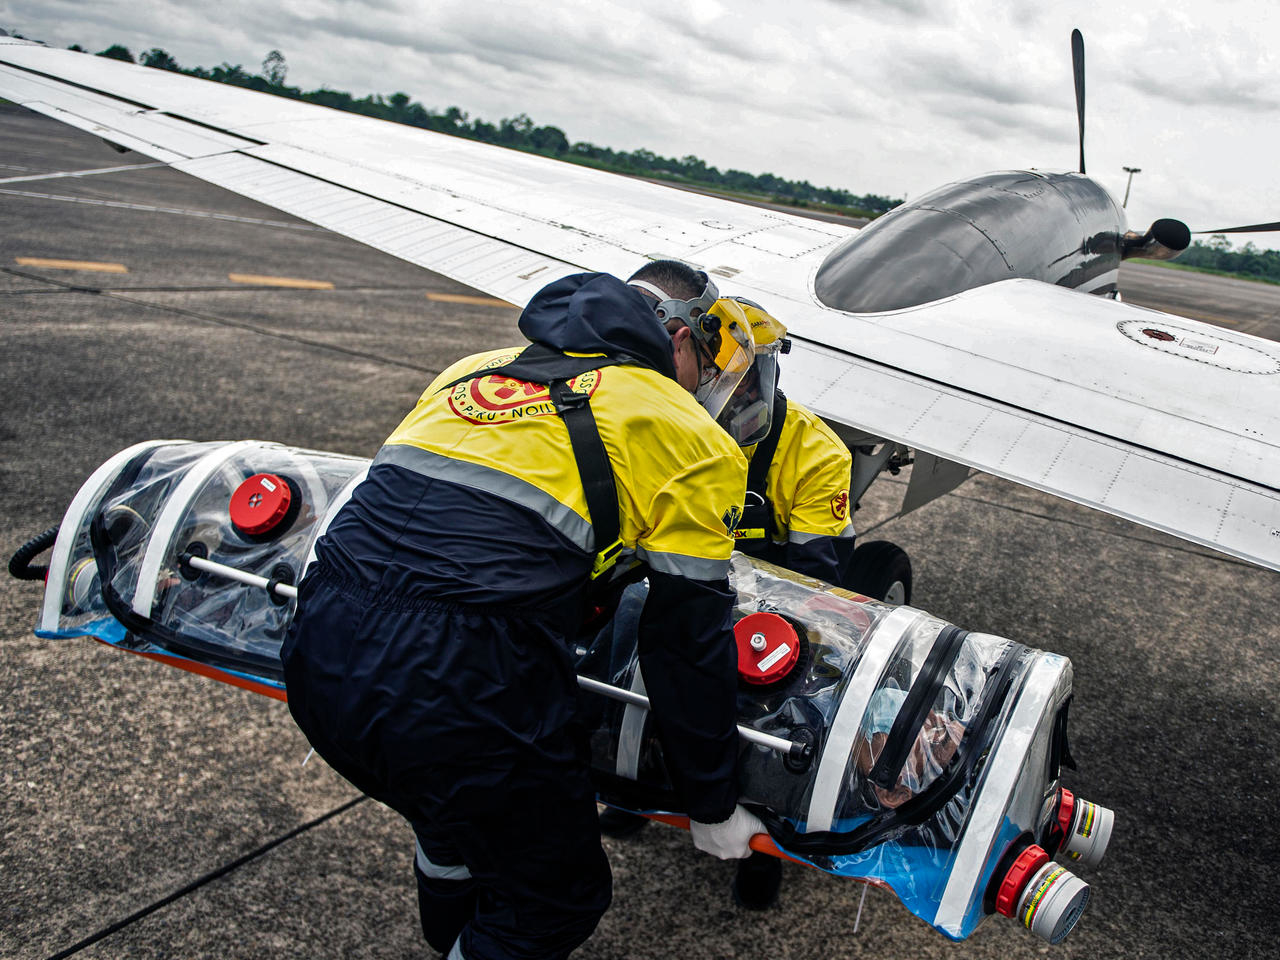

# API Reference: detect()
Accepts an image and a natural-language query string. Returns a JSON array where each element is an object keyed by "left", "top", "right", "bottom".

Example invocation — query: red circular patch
[
  {"left": 830, "top": 490, "right": 849, "bottom": 520},
  {"left": 448, "top": 369, "right": 601, "bottom": 424}
]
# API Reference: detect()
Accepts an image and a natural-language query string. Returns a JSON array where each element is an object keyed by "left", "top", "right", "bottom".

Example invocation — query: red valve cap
[
  {"left": 1055, "top": 788, "right": 1077, "bottom": 846},
  {"left": 229, "top": 473, "right": 293, "bottom": 536},
  {"left": 733, "top": 612, "right": 800, "bottom": 685}
]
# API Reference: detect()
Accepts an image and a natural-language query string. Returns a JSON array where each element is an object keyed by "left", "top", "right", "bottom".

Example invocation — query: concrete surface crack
[{"left": 43, "top": 796, "right": 367, "bottom": 960}]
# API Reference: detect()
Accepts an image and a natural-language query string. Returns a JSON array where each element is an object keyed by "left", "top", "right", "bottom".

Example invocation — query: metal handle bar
[
  {"left": 183, "top": 553, "right": 299, "bottom": 598},
  {"left": 575, "top": 675, "right": 807, "bottom": 760},
  {"left": 181, "top": 552, "right": 813, "bottom": 765}
]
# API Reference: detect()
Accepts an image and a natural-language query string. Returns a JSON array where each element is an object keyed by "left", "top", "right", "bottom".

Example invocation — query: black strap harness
[
  {"left": 438, "top": 343, "right": 628, "bottom": 578},
  {"left": 734, "top": 391, "right": 788, "bottom": 550}
]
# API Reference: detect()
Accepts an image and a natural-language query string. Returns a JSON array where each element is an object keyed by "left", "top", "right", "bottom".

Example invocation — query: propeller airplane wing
[{"left": 2, "top": 36, "right": 1277, "bottom": 572}]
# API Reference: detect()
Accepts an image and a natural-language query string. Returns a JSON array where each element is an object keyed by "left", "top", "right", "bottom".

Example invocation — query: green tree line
[
  {"left": 87, "top": 43, "right": 901, "bottom": 217},
  {"left": 1173, "top": 236, "right": 1280, "bottom": 284}
]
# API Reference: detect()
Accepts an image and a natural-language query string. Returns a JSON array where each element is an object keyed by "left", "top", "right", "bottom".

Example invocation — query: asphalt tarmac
[{"left": 2, "top": 104, "right": 1278, "bottom": 960}]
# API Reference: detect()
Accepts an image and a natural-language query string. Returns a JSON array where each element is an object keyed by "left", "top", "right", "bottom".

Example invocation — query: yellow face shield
[
  {"left": 694, "top": 298, "right": 756, "bottom": 422},
  {"left": 715, "top": 298, "right": 790, "bottom": 446}
]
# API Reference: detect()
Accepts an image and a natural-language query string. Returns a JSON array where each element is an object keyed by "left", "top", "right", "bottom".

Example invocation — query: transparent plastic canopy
[{"left": 35, "top": 440, "right": 1085, "bottom": 940}]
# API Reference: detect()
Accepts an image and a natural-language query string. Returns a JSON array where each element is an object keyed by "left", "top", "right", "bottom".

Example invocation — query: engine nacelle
[
  {"left": 1121, "top": 218, "right": 1191, "bottom": 261},
  {"left": 814, "top": 170, "right": 1126, "bottom": 311}
]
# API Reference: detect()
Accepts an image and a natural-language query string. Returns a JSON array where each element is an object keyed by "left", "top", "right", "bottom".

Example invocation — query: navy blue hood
[{"left": 518, "top": 272, "right": 677, "bottom": 381}]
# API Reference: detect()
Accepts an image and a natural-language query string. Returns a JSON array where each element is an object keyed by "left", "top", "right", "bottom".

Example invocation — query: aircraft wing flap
[
  {"left": 233, "top": 141, "right": 639, "bottom": 277},
  {"left": 0, "top": 61, "right": 259, "bottom": 162},
  {"left": 783, "top": 338, "right": 1280, "bottom": 570}
]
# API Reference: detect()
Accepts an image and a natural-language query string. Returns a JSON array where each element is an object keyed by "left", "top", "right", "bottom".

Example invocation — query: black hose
[{"left": 8, "top": 524, "right": 60, "bottom": 581}]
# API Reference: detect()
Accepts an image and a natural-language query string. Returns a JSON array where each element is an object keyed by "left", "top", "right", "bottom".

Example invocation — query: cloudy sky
[{"left": 5, "top": 0, "right": 1280, "bottom": 247}]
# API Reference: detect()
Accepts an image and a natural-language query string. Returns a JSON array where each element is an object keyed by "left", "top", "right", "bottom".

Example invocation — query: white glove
[{"left": 690, "top": 804, "right": 766, "bottom": 860}]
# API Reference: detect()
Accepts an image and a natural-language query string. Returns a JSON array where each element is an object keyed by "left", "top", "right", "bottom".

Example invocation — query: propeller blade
[
  {"left": 1072, "top": 28, "right": 1086, "bottom": 174},
  {"left": 1196, "top": 222, "right": 1280, "bottom": 234}
]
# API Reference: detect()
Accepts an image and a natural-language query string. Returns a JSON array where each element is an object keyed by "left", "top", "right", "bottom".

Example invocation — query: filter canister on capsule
[
  {"left": 1061, "top": 797, "right": 1114, "bottom": 869},
  {"left": 1017, "top": 861, "right": 1090, "bottom": 944}
]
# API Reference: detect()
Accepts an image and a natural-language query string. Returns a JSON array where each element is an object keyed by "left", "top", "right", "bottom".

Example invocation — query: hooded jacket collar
[{"left": 517, "top": 272, "right": 678, "bottom": 381}]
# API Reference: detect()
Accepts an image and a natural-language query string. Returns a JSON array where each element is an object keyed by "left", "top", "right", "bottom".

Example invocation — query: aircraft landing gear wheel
[{"left": 846, "top": 540, "right": 912, "bottom": 605}]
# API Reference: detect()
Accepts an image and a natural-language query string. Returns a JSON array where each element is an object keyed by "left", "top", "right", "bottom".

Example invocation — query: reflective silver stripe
[
  {"left": 805, "top": 606, "right": 920, "bottom": 832},
  {"left": 788, "top": 525, "right": 854, "bottom": 545},
  {"left": 375, "top": 443, "right": 595, "bottom": 550},
  {"left": 303, "top": 466, "right": 368, "bottom": 573},
  {"left": 634, "top": 546, "right": 730, "bottom": 580},
  {"left": 933, "top": 654, "right": 1064, "bottom": 936},
  {"left": 40, "top": 440, "right": 180, "bottom": 632},
  {"left": 415, "top": 838, "right": 472, "bottom": 881},
  {"left": 132, "top": 441, "right": 256, "bottom": 617},
  {"left": 447, "top": 937, "right": 467, "bottom": 960},
  {"left": 615, "top": 664, "right": 648, "bottom": 779}
]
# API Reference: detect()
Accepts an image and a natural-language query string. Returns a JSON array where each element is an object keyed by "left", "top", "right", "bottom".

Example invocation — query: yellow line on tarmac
[
  {"left": 426, "top": 291, "right": 517, "bottom": 308},
  {"left": 16, "top": 257, "right": 128, "bottom": 273},
  {"left": 228, "top": 273, "right": 335, "bottom": 290}
]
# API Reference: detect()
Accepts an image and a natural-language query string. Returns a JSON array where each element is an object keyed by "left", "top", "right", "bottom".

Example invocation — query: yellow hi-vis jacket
[
  {"left": 311, "top": 271, "right": 750, "bottom": 823},
  {"left": 738, "top": 396, "right": 855, "bottom": 581},
  {"left": 383, "top": 346, "right": 748, "bottom": 583}
]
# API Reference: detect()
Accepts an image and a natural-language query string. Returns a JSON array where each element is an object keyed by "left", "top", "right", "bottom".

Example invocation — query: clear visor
[
  {"left": 694, "top": 312, "right": 754, "bottom": 420},
  {"left": 717, "top": 345, "right": 781, "bottom": 445}
]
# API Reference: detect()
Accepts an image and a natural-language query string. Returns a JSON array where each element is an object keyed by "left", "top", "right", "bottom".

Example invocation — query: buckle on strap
[
  {"left": 591, "top": 538, "right": 625, "bottom": 579},
  {"left": 552, "top": 388, "right": 590, "bottom": 413}
]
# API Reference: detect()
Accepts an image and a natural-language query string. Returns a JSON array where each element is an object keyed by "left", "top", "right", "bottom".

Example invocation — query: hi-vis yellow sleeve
[
  {"left": 629, "top": 449, "right": 748, "bottom": 580},
  {"left": 757, "top": 400, "right": 854, "bottom": 540},
  {"left": 600, "top": 369, "right": 747, "bottom": 580}
]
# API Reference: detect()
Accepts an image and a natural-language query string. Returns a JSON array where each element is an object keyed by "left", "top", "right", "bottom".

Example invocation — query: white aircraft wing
[{"left": 3, "top": 41, "right": 1278, "bottom": 571}]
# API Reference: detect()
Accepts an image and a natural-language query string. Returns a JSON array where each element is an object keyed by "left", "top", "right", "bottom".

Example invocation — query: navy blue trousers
[{"left": 282, "top": 571, "right": 612, "bottom": 959}]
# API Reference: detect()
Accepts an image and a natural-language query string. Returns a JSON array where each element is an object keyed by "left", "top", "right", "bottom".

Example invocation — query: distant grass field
[{"left": 1130, "top": 258, "right": 1280, "bottom": 286}]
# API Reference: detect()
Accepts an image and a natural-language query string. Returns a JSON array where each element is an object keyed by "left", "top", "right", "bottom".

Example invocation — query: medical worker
[
  {"left": 599, "top": 298, "right": 854, "bottom": 911},
  {"left": 716, "top": 298, "right": 856, "bottom": 909},
  {"left": 716, "top": 299, "right": 855, "bottom": 583},
  {"left": 282, "top": 262, "right": 766, "bottom": 960}
]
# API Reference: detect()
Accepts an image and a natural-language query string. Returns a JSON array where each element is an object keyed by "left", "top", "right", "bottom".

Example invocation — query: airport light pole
[{"left": 1122, "top": 166, "right": 1141, "bottom": 208}]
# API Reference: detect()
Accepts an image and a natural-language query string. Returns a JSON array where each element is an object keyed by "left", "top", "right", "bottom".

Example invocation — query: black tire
[{"left": 844, "top": 540, "right": 912, "bottom": 605}]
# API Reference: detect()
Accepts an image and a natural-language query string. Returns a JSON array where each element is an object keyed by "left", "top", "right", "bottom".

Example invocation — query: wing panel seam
[
  {"left": 157, "top": 111, "right": 266, "bottom": 147},
  {"left": 0, "top": 56, "right": 156, "bottom": 110},
  {"left": 223, "top": 151, "right": 590, "bottom": 274}
]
